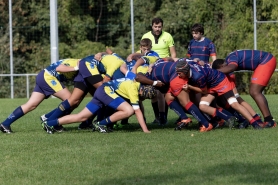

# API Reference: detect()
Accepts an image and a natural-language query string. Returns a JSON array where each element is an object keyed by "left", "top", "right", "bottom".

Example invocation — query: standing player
[
  {"left": 187, "top": 23, "right": 217, "bottom": 65},
  {"left": 141, "top": 17, "right": 176, "bottom": 58},
  {"left": 141, "top": 17, "right": 176, "bottom": 124},
  {"left": 216, "top": 49, "right": 277, "bottom": 128},
  {"left": 0, "top": 59, "right": 80, "bottom": 133}
]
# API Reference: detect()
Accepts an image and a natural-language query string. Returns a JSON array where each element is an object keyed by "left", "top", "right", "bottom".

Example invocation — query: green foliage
[{"left": 0, "top": 0, "right": 278, "bottom": 97}]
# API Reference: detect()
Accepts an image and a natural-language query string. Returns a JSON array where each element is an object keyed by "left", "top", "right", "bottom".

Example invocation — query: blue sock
[
  {"left": 169, "top": 100, "right": 188, "bottom": 120},
  {"left": 44, "top": 109, "right": 57, "bottom": 119},
  {"left": 227, "top": 107, "right": 245, "bottom": 123},
  {"left": 99, "top": 117, "right": 112, "bottom": 126},
  {"left": 2, "top": 106, "right": 24, "bottom": 126},
  {"left": 47, "top": 119, "right": 59, "bottom": 127},
  {"left": 185, "top": 102, "right": 209, "bottom": 127},
  {"left": 47, "top": 100, "right": 71, "bottom": 120},
  {"left": 214, "top": 108, "right": 233, "bottom": 120}
]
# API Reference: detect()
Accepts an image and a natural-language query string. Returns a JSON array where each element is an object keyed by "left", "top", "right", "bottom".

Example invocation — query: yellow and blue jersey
[
  {"left": 45, "top": 59, "right": 79, "bottom": 82},
  {"left": 98, "top": 54, "right": 125, "bottom": 78},
  {"left": 104, "top": 78, "right": 140, "bottom": 106}
]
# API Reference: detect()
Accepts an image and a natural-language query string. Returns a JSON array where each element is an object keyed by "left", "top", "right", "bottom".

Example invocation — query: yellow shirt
[
  {"left": 104, "top": 78, "right": 140, "bottom": 107},
  {"left": 141, "top": 31, "right": 174, "bottom": 58},
  {"left": 100, "top": 54, "right": 125, "bottom": 78}
]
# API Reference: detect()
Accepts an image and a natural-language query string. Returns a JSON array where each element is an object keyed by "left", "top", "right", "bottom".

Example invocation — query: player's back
[
  {"left": 151, "top": 59, "right": 177, "bottom": 84},
  {"left": 226, "top": 50, "right": 273, "bottom": 70},
  {"left": 189, "top": 62, "right": 226, "bottom": 88}
]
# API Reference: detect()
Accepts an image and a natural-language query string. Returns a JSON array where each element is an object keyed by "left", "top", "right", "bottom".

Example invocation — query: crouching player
[{"left": 42, "top": 78, "right": 156, "bottom": 134}]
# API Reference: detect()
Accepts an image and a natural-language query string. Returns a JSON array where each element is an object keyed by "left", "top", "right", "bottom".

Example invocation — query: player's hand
[
  {"left": 103, "top": 76, "right": 111, "bottom": 82},
  {"left": 154, "top": 81, "right": 165, "bottom": 87},
  {"left": 182, "top": 84, "right": 189, "bottom": 91},
  {"left": 126, "top": 54, "right": 133, "bottom": 62}
]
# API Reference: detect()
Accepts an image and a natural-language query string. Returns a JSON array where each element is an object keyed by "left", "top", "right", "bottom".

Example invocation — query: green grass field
[{"left": 0, "top": 95, "right": 278, "bottom": 185}]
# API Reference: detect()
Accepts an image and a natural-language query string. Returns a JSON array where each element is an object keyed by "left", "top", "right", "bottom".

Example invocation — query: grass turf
[{"left": 0, "top": 95, "right": 278, "bottom": 185}]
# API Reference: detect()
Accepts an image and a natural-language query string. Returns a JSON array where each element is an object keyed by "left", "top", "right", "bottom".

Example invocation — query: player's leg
[{"left": 249, "top": 58, "right": 276, "bottom": 127}]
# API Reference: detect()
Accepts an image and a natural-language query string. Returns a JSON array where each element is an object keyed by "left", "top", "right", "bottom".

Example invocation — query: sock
[
  {"left": 185, "top": 102, "right": 209, "bottom": 127},
  {"left": 226, "top": 107, "right": 245, "bottom": 123},
  {"left": 44, "top": 109, "right": 57, "bottom": 120},
  {"left": 47, "top": 119, "right": 59, "bottom": 127},
  {"left": 213, "top": 108, "right": 233, "bottom": 121},
  {"left": 249, "top": 118, "right": 257, "bottom": 125},
  {"left": 253, "top": 114, "right": 263, "bottom": 123},
  {"left": 2, "top": 106, "right": 24, "bottom": 127},
  {"left": 151, "top": 102, "right": 159, "bottom": 119},
  {"left": 47, "top": 100, "right": 71, "bottom": 120},
  {"left": 99, "top": 117, "right": 112, "bottom": 126},
  {"left": 168, "top": 100, "right": 188, "bottom": 120},
  {"left": 264, "top": 115, "right": 273, "bottom": 122}
]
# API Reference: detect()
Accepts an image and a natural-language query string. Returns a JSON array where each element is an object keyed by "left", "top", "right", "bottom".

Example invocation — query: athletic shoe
[
  {"left": 199, "top": 123, "right": 213, "bottom": 132},
  {"left": 263, "top": 119, "right": 276, "bottom": 128},
  {"left": 78, "top": 121, "right": 94, "bottom": 130},
  {"left": 225, "top": 116, "right": 237, "bottom": 129},
  {"left": 53, "top": 125, "right": 66, "bottom": 132},
  {"left": 93, "top": 122, "right": 108, "bottom": 133},
  {"left": 151, "top": 118, "right": 160, "bottom": 125},
  {"left": 40, "top": 114, "right": 47, "bottom": 122},
  {"left": 238, "top": 120, "right": 249, "bottom": 129},
  {"left": 251, "top": 121, "right": 263, "bottom": 129},
  {"left": 41, "top": 121, "right": 54, "bottom": 134},
  {"left": 0, "top": 124, "right": 13, "bottom": 134},
  {"left": 174, "top": 118, "right": 192, "bottom": 131},
  {"left": 213, "top": 119, "right": 226, "bottom": 129}
]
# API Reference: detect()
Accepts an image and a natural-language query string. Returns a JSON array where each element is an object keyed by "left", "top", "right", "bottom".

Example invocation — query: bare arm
[
  {"left": 126, "top": 53, "right": 144, "bottom": 62},
  {"left": 131, "top": 58, "right": 145, "bottom": 74},
  {"left": 135, "top": 73, "right": 164, "bottom": 87},
  {"left": 56, "top": 64, "right": 78, "bottom": 72},
  {"left": 183, "top": 84, "right": 208, "bottom": 94},
  {"left": 217, "top": 64, "right": 237, "bottom": 74},
  {"left": 170, "top": 46, "right": 176, "bottom": 58},
  {"left": 134, "top": 108, "right": 150, "bottom": 133}
]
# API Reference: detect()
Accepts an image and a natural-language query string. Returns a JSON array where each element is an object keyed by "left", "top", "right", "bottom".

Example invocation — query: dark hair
[
  {"left": 211, "top": 59, "right": 225, "bottom": 69},
  {"left": 191, "top": 23, "right": 204, "bottom": 35},
  {"left": 140, "top": 38, "right": 152, "bottom": 47},
  {"left": 152, "top": 17, "right": 163, "bottom": 26},
  {"left": 176, "top": 58, "right": 190, "bottom": 74}
]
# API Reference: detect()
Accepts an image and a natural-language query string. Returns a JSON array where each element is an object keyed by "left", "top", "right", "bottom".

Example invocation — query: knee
[{"left": 125, "top": 108, "right": 134, "bottom": 117}]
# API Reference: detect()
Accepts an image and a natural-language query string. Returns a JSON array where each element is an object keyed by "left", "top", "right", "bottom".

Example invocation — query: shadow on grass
[{"left": 97, "top": 162, "right": 278, "bottom": 185}]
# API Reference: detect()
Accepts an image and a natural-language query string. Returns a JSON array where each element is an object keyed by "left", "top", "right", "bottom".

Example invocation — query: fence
[{"left": 1, "top": 0, "right": 278, "bottom": 98}]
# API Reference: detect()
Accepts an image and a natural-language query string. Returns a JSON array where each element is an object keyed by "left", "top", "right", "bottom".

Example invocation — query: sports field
[{"left": 1, "top": 95, "right": 278, "bottom": 185}]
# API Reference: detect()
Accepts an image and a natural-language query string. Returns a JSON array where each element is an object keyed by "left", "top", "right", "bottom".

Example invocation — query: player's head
[
  {"left": 140, "top": 85, "right": 157, "bottom": 99},
  {"left": 176, "top": 58, "right": 190, "bottom": 78},
  {"left": 211, "top": 59, "right": 226, "bottom": 69},
  {"left": 140, "top": 38, "right": 152, "bottom": 55},
  {"left": 191, "top": 23, "right": 204, "bottom": 40},
  {"left": 151, "top": 17, "right": 163, "bottom": 36}
]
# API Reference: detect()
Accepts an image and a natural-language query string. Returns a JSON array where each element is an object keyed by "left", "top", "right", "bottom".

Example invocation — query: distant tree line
[{"left": 0, "top": 0, "right": 278, "bottom": 98}]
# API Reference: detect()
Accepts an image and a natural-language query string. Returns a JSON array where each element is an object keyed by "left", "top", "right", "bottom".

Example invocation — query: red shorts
[
  {"left": 167, "top": 76, "right": 188, "bottom": 96},
  {"left": 208, "top": 76, "right": 234, "bottom": 96},
  {"left": 252, "top": 57, "right": 276, "bottom": 86},
  {"left": 227, "top": 74, "right": 236, "bottom": 89}
]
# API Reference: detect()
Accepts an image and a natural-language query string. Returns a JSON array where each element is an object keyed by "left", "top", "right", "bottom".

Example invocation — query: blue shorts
[
  {"left": 86, "top": 84, "right": 125, "bottom": 114},
  {"left": 33, "top": 70, "right": 65, "bottom": 98}
]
